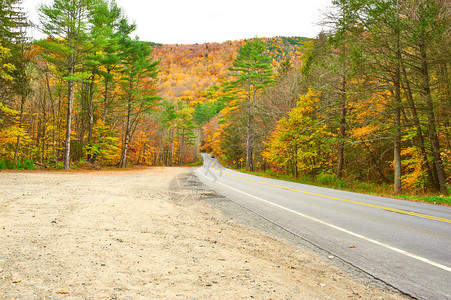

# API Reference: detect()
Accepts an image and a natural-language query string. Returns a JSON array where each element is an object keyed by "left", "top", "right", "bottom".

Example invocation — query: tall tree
[
  {"left": 83, "top": 0, "right": 123, "bottom": 162},
  {"left": 118, "top": 28, "right": 159, "bottom": 168},
  {"left": 39, "top": 0, "right": 100, "bottom": 169},
  {"left": 333, "top": 0, "right": 407, "bottom": 193},
  {"left": 404, "top": 0, "right": 449, "bottom": 193},
  {"left": 227, "top": 38, "right": 274, "bottom": 171},
  {"left": 0, "top": 0, "right": 30, "bottom": 163}
]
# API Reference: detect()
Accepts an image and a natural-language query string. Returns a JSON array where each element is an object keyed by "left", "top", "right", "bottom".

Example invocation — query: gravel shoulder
[{"left": 0, "top": 167, "right": 408, "bottom": 299}]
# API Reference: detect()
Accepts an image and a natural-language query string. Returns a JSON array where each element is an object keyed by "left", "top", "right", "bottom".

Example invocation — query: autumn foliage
[{"left": 0, "top": 0, "right": 449, "bottom": 195}]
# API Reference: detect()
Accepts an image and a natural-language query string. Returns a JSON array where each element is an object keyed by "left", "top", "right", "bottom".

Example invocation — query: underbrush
[{"left": 0, "top": 159, "right": 37, "bottom": 170}]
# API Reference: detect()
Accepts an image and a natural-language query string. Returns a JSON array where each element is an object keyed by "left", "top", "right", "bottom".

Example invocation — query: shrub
[
  {"left": 21, "top": 159, "right": 36, "bottom": 170},
  {"left": 316, "top": 172, "right": 338, "bottom": 185}
]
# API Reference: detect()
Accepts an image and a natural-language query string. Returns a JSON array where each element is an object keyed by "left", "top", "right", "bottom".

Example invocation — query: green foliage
[
  {"left": 0, "top": 159, "right": 36, "bottom": 170},
  {"left": 229, "top": 38, "right": 274, "bottom": 92},
  {"left": 398, "top": 194, "right": 451, "bottom": 206},
  {"left": 193, "top": 100, "right": 224, "bottom": 125},
  {"left": 159, "top": 100, "right": 177, "bottom": 127},
  {"left": 118, "top": 35, "right": 160, "bottom": 109},
  {"left": 186, "top": 160, "right": 203, "bottom": 167},
  {"left": 224, "top": 38, "right": 275, "bottom": 171},
  {"left": 316, "top": 171, "right": 339, "bottom": 186},
  {"left": 264, "top": 36, "right": 309, "bottom": 60}
]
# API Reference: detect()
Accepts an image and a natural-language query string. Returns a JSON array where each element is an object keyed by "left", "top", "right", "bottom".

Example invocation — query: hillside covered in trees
[{"left": 0, "top": 0, "right": 449, "bottom": 196}]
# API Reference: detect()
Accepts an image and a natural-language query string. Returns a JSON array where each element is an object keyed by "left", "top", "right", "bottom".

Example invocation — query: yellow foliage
[
  {"left": 262, "top": 89, "right": 335, "bottom": 175},
  {"left": 401, "top": 147, "right": 428, "bottom": 191}
]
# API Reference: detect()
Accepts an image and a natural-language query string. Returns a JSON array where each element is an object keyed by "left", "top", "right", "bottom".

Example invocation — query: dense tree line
[
  {"left": 1, "top": 0, "right": 449, "bottom": 195},
  {"left": 204, "top": 0, "right": 449, "bottom": 194},
  {"left": 0, "top": 0, "right": 159, "bottom": 169}
]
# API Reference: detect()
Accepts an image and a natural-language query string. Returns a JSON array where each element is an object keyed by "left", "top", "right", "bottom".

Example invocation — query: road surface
[{"left": 194, "top": 154, "right": 451, "bottom": 300}]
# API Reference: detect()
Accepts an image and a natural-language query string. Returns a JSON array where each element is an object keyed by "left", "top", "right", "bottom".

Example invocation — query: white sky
[{"left": 22, "top": 0, "right": 333, "bottom": 44}]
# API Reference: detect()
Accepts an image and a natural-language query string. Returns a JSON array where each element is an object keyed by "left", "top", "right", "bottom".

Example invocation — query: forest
[{"left": 0, "top": 0, "right": 449, "bottom": 196}]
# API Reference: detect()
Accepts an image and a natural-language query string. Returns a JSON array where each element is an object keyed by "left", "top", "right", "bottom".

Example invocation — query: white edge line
[{"left": 196, "top": 168, "right": 451, "bottom": 273}]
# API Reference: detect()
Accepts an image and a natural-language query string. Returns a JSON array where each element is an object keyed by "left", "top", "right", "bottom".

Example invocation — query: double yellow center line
[{"left": 208, "top": 157, "right": 451, "bottom": 224}]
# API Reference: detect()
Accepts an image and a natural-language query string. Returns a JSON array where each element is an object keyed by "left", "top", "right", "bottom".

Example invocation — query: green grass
[
  {"left": 396, "top": 194, "right": 451, "bottom": 206},
  {"left": 186, "top": 160, "right": 203, "bottom": 167}
]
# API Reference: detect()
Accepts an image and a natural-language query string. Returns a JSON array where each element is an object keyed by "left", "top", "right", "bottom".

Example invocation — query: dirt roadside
[{"left": 0, "top": 167, "right": 409, "bottom": 299}]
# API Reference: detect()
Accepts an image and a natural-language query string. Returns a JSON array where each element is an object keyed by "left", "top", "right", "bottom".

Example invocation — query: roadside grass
[
  {"left": 186, "top": 160, "right": 203, "bottom": 167},
  {"left": 236, "top": 168, "right": 450, "bottom": 206}
]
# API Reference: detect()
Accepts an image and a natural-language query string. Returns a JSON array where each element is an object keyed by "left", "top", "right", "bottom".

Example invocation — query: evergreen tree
[
  {"left": 38, "top": 0, "right": 101, "bottom": 169},
  {"left": 227, "top": 38, "right": 274, "bottom": 171},
  {"left": 118, "top": 27, "right": 160, "bottom": 168}
]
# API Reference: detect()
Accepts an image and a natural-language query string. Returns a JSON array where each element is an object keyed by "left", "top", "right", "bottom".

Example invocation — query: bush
[
  {"left": 21, "top": 159, "right": 36, "bottom": 170},
  {"left": 315, "top": 171, "right": 348, "bottom": 189},
  {"left": 0, "top": 159, "right": 36, "bottom": 170},
  {"left": 316, "top": 172, "right": 338, "bottom": 185}
]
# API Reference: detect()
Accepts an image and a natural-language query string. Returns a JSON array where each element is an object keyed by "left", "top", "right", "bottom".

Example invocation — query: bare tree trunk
[
  {"left": 401, "top": 64, "right": 438, "bottom": 190},
  {"left": 102, "top": 68, "right": 110, "bottom": 123},
  {"left": 14, "top": 94, "right": 26, "bottom": 163},
  {"left": 337, "top": 72, "right": 347, "bottom": 179},
  {"left": 87, "top": 75, "right": 95, "bottom": 162},
  {"left": 41, "top": 88, "right": 47, "bottom": 163},
  {"left": 393, "top": 53, "right": 402, "bottom": 194},
  {"left": 393, "top": 10, "right": 403, "bottom": 194},
  {"left": 63, "top": 74, "right": 74, "bottom": 170},
  {"left": 439, "top": 63, "right": 451, "bottom": 149},
  {"left": 170, "top": 128, "right": 174, "bottom": 166},
  {"left": 247, "top": 87, "right": 255, "bottom": 172},
  {"left": 179, "top": 129, "right": 185, "bottom": 166},
  {"left": 419, "top": 39, "right": 448, "bottom": 194},
  {"left": 119, "top": 101, "right": 132, "bottom": 168}
]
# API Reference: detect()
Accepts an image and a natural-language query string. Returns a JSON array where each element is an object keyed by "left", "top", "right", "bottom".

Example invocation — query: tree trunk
[
  {"left": 247, "top": 87, "right": 255, "bottom": 172},
  {"left": 419, "top": 39, "right": 448, "bottom": 194},
  {"left": 393, "top": 15, "right": 402, "bottom": 194},
  {"left": 102, "top": 68, "right": 110, "bottom": 122},
  {"left": 337, "top": 72, "right": 347, "bottom": 179},
  {"left": 87, "top": 75, "right": 95, "bottom": 162},
  {"left": 170, "top": 128, "right": 174, "bottom": 166},
  {"left": 439, "top": 63, "right": 451, "bottom": 149},
  {"left": 41, "top": 89, "right": 47, "bottom": 163},
  {"left": 119, "top": 100, "right": 132, "bottom": 168},
  {"left": 179, "top": 129, "right": 185, "bottom": 166},
  {"left": 401, "top": 64, "right": 438, "bottom": 190},
  {"left": 14, "top": 94, "right": 26, "bottom": 163},
  {"left": 393, "top": 60, "right": 402, "bottom": 194},
  {"left": 63, "top": 75, "right": 74, "bottom": 170}
]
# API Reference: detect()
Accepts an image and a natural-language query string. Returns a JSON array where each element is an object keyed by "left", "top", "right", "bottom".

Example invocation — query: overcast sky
[{"left": 22, "top": 0, "right": 333, "bottom": 44}]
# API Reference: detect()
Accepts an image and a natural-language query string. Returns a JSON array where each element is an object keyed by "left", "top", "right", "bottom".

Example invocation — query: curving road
[{"left": 194, "top": 154, "right": 451, "bottom": 300}]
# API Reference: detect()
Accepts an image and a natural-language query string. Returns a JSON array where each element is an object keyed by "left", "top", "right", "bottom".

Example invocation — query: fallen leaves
[{"left": 57, "top": 290, "right": 69, "bottom": 294}]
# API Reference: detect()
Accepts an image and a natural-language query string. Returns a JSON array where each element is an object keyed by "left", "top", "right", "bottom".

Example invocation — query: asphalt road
[{"left": 194, "top": 154, "right": 451, "bottom": 300}]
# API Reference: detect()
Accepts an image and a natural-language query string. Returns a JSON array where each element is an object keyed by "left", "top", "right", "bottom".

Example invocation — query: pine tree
[
  {"left": 227, "top": 38, "right": 274, "bottom": 171},
  {"left": 38, "top": 0, "right": 101, "bottom": 169},
  {"left": 118, "top": 26, "right": 160, "bottom": 168}
]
